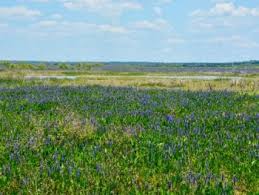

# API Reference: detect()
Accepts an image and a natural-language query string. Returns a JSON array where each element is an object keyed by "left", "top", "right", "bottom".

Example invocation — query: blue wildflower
[{"left": 166, "top": 115, "right": 174, "bottom": 123}]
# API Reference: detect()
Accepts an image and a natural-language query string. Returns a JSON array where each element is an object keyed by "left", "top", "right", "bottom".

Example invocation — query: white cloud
[
  {"left": 0, "top": 23, "right": 8, "bottom": 28},
  {"left": 157, "top": 0, "right": 172, "bottom": 5},
  {"left": 168, "top": 37, "right": 186, "bottom": 44},
  {"left": 27, "top": 0, "right": 49, "bottom": 2},
  {"left": 62, "top": 0, "right": 142, "bottom": 16},
  {"left": 161, "top": 47, "right": 172, "bottom": 53},
  {"left": 37, "top": 20, "right": 58, "bottom": 27},
  {"left": 208, "top": 35, "right": 259, "bottom": 48},
  {"left": 166, "top": 34, "right": 259, "bottom": 49},
  {"left": 17, "top": 0, "right": 49, "bottom": 2},
  {"left": 0, "top": 23, "right": 9, "bottom": 32},
  {"left": 134, "top": 18, "right": 170, "bottom": 31},
  {"left": 210, "top": 0, "right": 229, "bottom": 2},
  {"left": 191, "top": 17, "right": 233, "bottom": 31},
  {"left": 50, "top": 14, "right": 63, "bottom": 20},
  {"left": 190, "top": 2, "right": 259, "bottom": 31},
  {"left": 33, "top": 20, "right": 129, "bottom": 35},
  {"left": 153, "top": 6, "right": 162, "bottom": 16},
  {"left": 33, "top": 0, "right": 49, "bottom": 2},
  {"left": 98, "top": 24, "right": 128, "bottom": 33},
  {"left": 0, "top": 6, "right": 41, "bottom": 18},
  {"left": 191, "top": 2, "right": 259, "bottom": 17}
]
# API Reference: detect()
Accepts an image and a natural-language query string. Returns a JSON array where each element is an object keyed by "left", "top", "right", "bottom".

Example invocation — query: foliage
[
  {"left": 0, "top": 61, "right": 47, "bottom": 70},
  {"left": 58, "top": 63, "right": 71, "bottom": 70},
  {"left": 0, "top": 60, "right": 258, "bottom": 73},
  {"left": 75, "top": 63, "right": 103, "bottom": 71},
  {"left": 0, "top": 84, "right": 258, "bottom": 193}
]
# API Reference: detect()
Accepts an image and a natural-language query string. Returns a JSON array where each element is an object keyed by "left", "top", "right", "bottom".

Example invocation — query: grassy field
[
  {"left": 0, "top": 70, "right": 258, "bottom": 92},
  {"left": 0, "top": 70, "right": 258, "bottom": 194}
]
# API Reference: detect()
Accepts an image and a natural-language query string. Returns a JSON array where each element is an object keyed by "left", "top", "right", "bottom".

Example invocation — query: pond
[
  {"left": 24, "top": 75, "right": 242, "bottom": 80},
  {"left": 25, "top": 76, "right": 78, "bottom": 80}
]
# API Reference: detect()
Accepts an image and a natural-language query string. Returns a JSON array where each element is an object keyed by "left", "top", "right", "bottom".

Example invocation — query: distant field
[
  {"left": 0, "top": 69, "right": 258, "bottom": 193},
  {"left": 1, "top": 60, "right": 259, "bottom": 73},
  {"left": 0, "top": 70, "right": 258, "bottom": 93}
]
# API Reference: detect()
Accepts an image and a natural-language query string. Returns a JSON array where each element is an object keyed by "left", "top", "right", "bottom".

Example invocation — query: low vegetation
[{"left": 0, "top": 67, "right": 258, "bottom": 193}]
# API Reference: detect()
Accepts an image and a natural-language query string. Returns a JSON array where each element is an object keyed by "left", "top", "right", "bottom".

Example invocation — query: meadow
[{"left": 0, "top": 69, "right": 258, "bottom": 194}]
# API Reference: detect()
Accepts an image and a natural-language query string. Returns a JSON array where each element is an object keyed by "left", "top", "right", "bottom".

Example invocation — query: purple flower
[
  {"left": 167, "top": 181, "right": 173, "bottom": 189},
  {"left": 166, "top": 115, "right": 174, "bottom": 123},
  {"left": 232, "top": 176, "right": 238, "bottom": 185},
  {"left": 44, "top": 136, "right": 51, "bottom": 145},
  {"left": 68, "top": 166, "right": 73, "bottom": 176},
  {"left": 96, "top": 164, "right": 102, "bottom": 173},
  {"left": 76, "top": 169, "right": 81, "bottom": 178}
]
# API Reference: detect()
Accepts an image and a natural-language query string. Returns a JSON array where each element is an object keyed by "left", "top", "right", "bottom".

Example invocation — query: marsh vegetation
[{"left": 0, "top": 65, "right": 258, "bottom": 193}]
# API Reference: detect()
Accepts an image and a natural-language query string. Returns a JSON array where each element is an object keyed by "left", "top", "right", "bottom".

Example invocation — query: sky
[{"left": 0, "top": 0, "right": 259, "bottom": 62}]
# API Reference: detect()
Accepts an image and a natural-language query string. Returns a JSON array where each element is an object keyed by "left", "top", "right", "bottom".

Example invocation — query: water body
[
  {"left": 88, "top": 75, "right": 243, "bottom": 80},
  {"left": 144, "top": 76, "right": 243, "bottom": 80},
  {"left": 25, "top": 75, "right": 242, "bottom": 80},
  {"left": 25, "top": 76, "right": 77, "bottom": 80}
]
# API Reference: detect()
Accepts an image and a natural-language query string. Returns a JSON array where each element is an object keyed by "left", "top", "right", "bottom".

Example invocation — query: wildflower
[
  {"left": 96, "top": 164, "right": 102, "bottom": 174},
  {"left": 21, "top": 177, "right": 29, "bottom": 186},
  {"left": 232, "top": 176, "right": 238, "bottom": 185},
  {"left": 167, "top": 181, "right": 173, "bottom": 189},
  {"left": 44, "top": 136, "right": 51, "bottom": 145},
  {"left": 221, "top": 174, "right": 225, "bottom": 182},
  {"left": 76, "top": 169, "right": 81, "bottom": 179},
  {"left": 68, "top": 166, "right": 73, "bottom": 176},
  {"left": 2, "top": 164, "right": 11, "bottom": 176},
  {"left": 166, "top": 115, "right": 174, "bottom": 123}
]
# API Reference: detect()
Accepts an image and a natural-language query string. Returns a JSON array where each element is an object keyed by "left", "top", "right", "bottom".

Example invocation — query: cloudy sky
[{"left": 0, "top": 0, "right": 259, "bottom": 62}]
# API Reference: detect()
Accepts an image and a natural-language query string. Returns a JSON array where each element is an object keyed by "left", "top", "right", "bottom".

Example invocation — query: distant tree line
[
  {"left": 0, "top": 60, "right": 258, "bottom": 72},
  {"left": 0, "top": 61, "right": 47, "bottom": 70},
  {"left": 57, "top": 63, "right": 103, "bottom": 71},
  {"left": 104, "top": 61, "right": 259, "bottom": 68},
  {"left": 0, "top": 61, "right": 104, "bottom": 71}
]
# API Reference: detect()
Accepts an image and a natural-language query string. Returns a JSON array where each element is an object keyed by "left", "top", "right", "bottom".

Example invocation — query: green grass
[
  {"left": 0, "top": 70, "right": 258, "bottom": 93},
  {"left": 0, "top": 80, "right": 258, "bottom": 193}
]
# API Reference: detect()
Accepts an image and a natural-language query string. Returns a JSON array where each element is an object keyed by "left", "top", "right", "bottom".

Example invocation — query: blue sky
[{"left": 0, "top": 0, "right": 259, "bottom": 62}]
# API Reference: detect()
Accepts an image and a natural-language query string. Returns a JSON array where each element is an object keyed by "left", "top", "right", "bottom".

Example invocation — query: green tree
[{"left": 58, "top": 63, "right": 70, "bottom": 70}]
